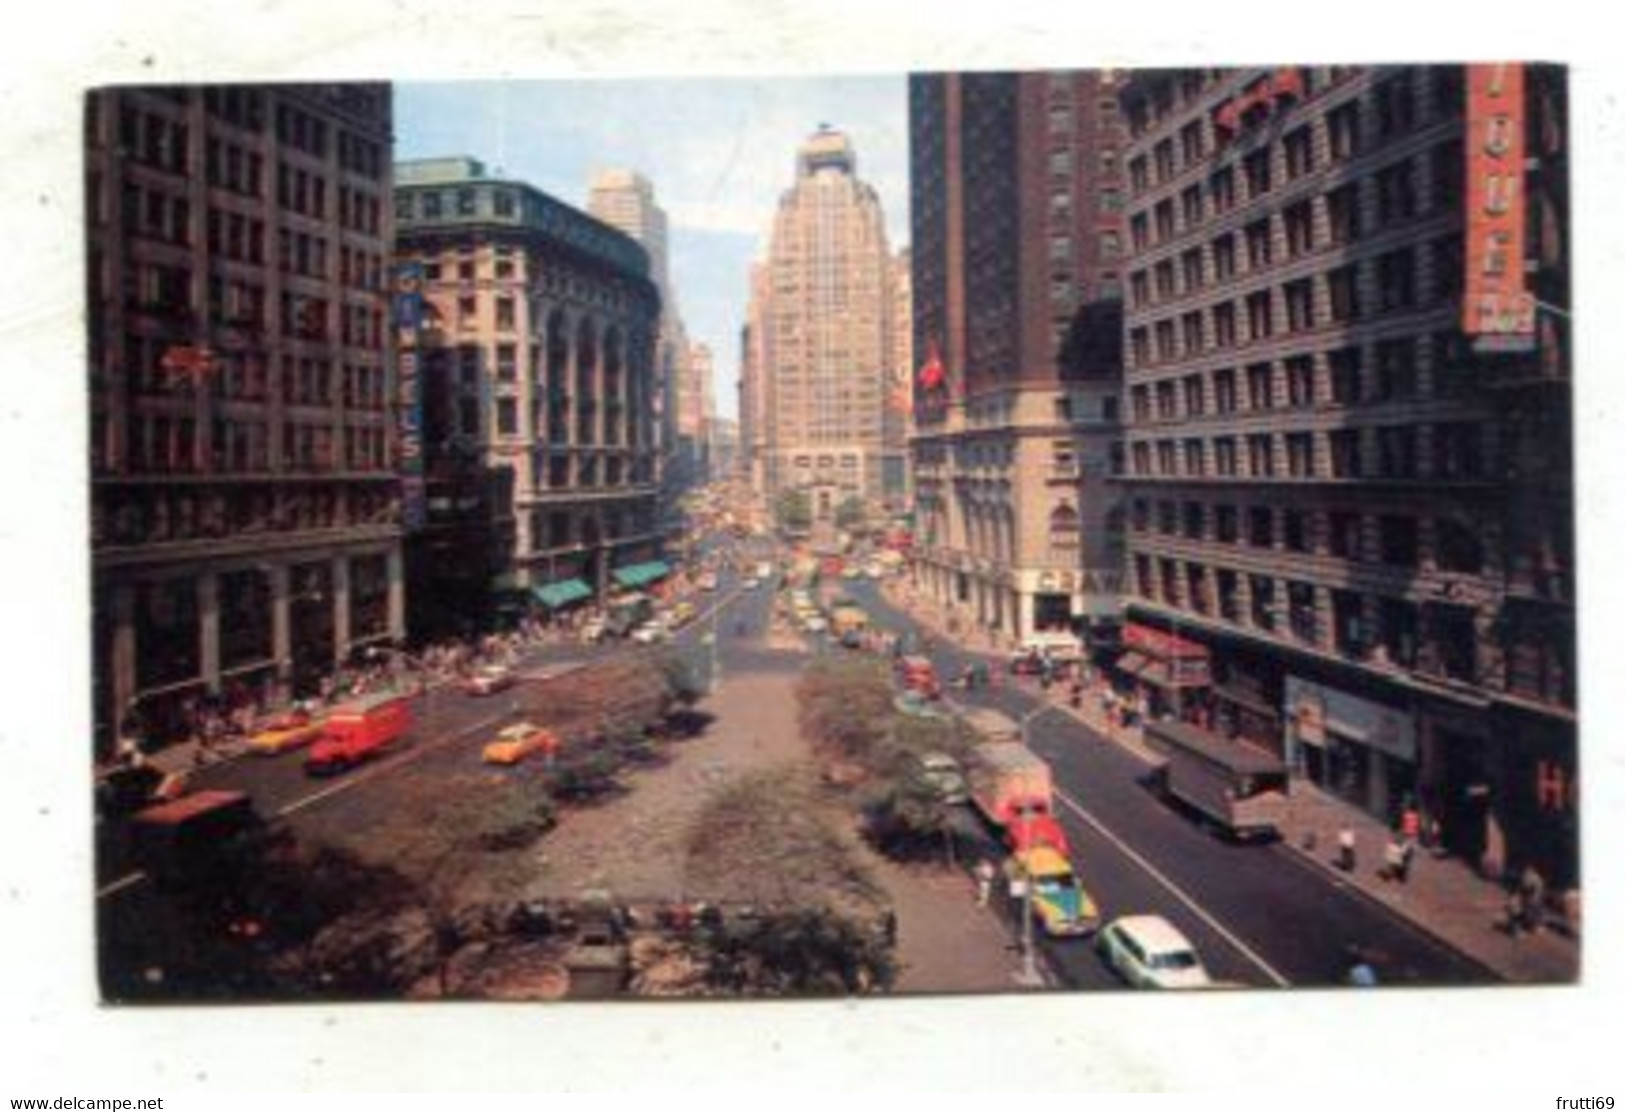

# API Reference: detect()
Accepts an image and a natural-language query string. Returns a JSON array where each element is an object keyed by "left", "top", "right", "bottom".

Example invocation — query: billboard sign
[
  {"left": 1463, "top": 63, "right": 1536, "bottom": 349},
  {"left": 394, "top": 262, "right": 427, "bottom": 532}
]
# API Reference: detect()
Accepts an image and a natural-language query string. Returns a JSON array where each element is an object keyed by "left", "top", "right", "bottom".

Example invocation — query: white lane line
[
  {"left": 96, "top": 869, "right": 148, "bottom": 900},
  {"left": 1050, "top": 783, "right": 1292, "bottom": 987}
]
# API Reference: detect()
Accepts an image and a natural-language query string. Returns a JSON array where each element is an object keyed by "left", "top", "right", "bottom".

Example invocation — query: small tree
[
  {"left": 775, "top": 489, "right": 813, "bottom": 532},
  {"left": 834, "top": 495, "right": 867, "bottom": 531}
]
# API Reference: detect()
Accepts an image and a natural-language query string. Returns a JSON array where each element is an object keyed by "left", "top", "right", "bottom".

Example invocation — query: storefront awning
[
  {"left": 1118, "top": 652, "right": 1208, "bottom": 689},
  {"left": 1115, "top": 652, "right": 1152, "bottom": 679},
  {"left": 612, "top": 560, "right": 672, "bottom": 589},
  {"left": 532, "top": 578, "right": 593, "bottom": 609}
]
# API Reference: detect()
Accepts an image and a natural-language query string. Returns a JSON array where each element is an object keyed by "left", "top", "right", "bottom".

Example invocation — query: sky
[{"left": 396, "top": 76, "right": 910, "bottom": 420}]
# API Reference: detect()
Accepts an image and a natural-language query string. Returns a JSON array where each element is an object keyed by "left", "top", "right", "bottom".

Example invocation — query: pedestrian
[
  {"left": 974, "top": 859, "right": 995, "bottom": 908},
  {"left": 1336, "top": 826, "right": 1357, "bottom": 872},
  {"left": 1381, "top": 836, "right": 1406, "bottom": 882},
  {"left": 1518, "top": 865, "right": 1546, "bottom": 933}
]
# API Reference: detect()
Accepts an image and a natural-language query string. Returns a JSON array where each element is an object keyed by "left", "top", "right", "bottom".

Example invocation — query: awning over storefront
[
  {"left": 1117, "top": 652, "right": 1207, "bottom": 689},
  {"left": 612, "top": 560, "right": 672, "bottom": 589},
  {"left": 532, "top": 578, "right": 593, "bottom": 609},
  {"left": 1115, "top": 652, "right": 1152, "bottom": 679}
]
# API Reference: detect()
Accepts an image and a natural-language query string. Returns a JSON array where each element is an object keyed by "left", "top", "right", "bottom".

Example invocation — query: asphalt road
[{"left": 844, "top": 576, "right": 1495, "bottom": 990}]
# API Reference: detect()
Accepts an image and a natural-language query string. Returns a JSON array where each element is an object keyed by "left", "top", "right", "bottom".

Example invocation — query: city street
[{"left": 842, "top": 577, "right": 1495, "bottom": 989}]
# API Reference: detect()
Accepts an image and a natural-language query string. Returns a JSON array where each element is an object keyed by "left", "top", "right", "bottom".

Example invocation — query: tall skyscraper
[
  {"left": 885, "top": 248, "right": 914, "bottom": 511},
  {"left": 588, "top": 169, "right": 687, "bottom": 505},
  {"left": 1115, "top": 66, "right": 1573, "bottom": 890},
  {"left": 85, "top": 83, "right": 404, "bottom": 751},
  {"left": 908, "top": 71, "right": 1127, "bottom": 649},
  {"left": 761, "top": 126, "right": 896, "bottom": 514},
  {"left": 739, "top": 260, "right": 772, "bottom": 493}
]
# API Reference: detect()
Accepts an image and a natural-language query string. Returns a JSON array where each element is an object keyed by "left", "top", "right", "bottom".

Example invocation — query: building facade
[
  {"left": 394, "top": 157, "right": 663, "bottom": 623},
  {"left": 909, "top": 71, "right": 1128, "bottom": 647},
  {"left": 739, "top": 261, "right": 772, "bottom": 494},
  {"left": 885, "top": 248, "right": 915, "bottom": 512},
  {"left": 1115, "top": 66, "right": 1574, "bottom": 886},
  {"left": 587, "top": 169, "right": 688, "bottom": 516},
  {"left": 86, "top": 83, "right": 404, "bottom": 747},
  {"left": 761, "top": 127, "right": 896, "bottom": 514}
]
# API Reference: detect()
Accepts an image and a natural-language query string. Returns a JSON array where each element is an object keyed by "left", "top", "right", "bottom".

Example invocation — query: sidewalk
[{"left": 879, "top": 578, "right": 1580, "bottom": 985}]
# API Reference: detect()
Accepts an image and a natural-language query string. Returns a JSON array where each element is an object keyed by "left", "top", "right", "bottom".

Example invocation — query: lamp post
[{"left": 1013, "top": 700, "right": 1065, "bottom": 988}]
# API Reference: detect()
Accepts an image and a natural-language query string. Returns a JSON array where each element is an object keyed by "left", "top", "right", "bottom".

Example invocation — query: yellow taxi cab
[
  {"left": 482, "top": 721, "right": 559, "bottom": 766},
  {"left": 246, "top": 713, "right": 325, "bottom": 756}
]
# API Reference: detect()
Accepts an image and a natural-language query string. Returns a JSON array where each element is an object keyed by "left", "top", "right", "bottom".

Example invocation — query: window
[
  {"left": 1186, "top": 565, "right": 1211, "bottom": 615},
  {"left": 1329, "top": 346, "right": 1362, "bottom": 403},
  {"left": 1285, "top": 278, "right": 1315, "bottom": 332},
  {"left": 1130, "top": 270, "right": 1151, "bottom": 308},
  {"left": 1288, "top": 581, "right": 1318, "bottom": 643},
  {"left": 1131, "top": 385, "right": 1151, "bottom": 422},
  {"left": 1215, "top": 504, "right": 1239, "bottom": 543},
  {"left": 1217, "top": 569, "right": 1241, "bottom": 622},
  {"left": 1379, "top": 598, "right": 1418, "bottom": 668},
  {"left": 1431, "top": 234, "right": 1464, "bottom": 306},
  {"left": 1159, "top": 559, "right": 1180, "bottom": 607},
  {"left": 1180, "top": 119, "right": 1206, "bottom": 165},
  {"left": 1328, "top": 265, "right": 1361, "bottom": 323},
  {"left": 1287, "top": 433, "right": 1315, "bottom": 478},
  {"left": 1325, "top": 183, "right": 1361, "bottom": 245},
  {"left": 1209, "top": 166, "right": 1236, "bottom": 213},
  {"left": 1378, "top": 248, "right": 1417, "bottom": 311},
  {"left": 1154, "top": 260, "right": 1176, "bottom": 300},
  {"left": 1181, "top": 311, "right": 1205, "bottom": 354},
  {"left": 1184, "top": 440, "right": 1206, "bottom": 476},
  {"left": 1244, "top": 219, "right": 1272, "bottom": 270},
  {"left": 494, "top": 190, "right": 516, "bottom": 217},
  {"left": 1328, "top": 101, "right": 1361, "bottom": 161},
  {"left": 1183, "top": 374, "right": 1206, "bottom": 416},
  {"left": 1284, "top": 126, "right": 1316, "bottom": 179},
  {"left": 1130, "top": 213, "right": 1150, "bottom": 252},
  {"left": 1246, "top": 363, "right": 1273, "bottom": 410},
  {"left": 1430, "top": 140, "right": 1464, "bottom": 211},
  {"left": 1181, "top": 247, "right": 1204, "bottom": 292},
  {"left": 1155, "top": 320, "right": 1177, "bottom": 361},
  {"left": 1333, "top": 591, "right": 1365, "bottom": 657},
  {"left": 1158, "top": 501, "right": 1178, "bottom": 534},
  {"left": 1284, "top": 200, "right": 1315, "bottom": 258},
  {"left": 1248, "top": 434, "right": 1275, "bottom": 478},
  {"left": 1154, "top": 199, "right": 1176, "bottom": 242},
  {"left": 1154, "top": 139, "right": 1175, "bottom": 182},
  {"left": 495, "top": 397, "right": 518, "bottom": 436},
  {"left": 1130, "top": 155, "right": 1150, "bottom": 194},
  {"left": 1329, "top": 511, "right": 1363, "bottom": 558},
  {"left": 1373, "top": 338, "right": 1417, "bottom": 400},
  {"left": 1246, "top": 290, "right": 1273, "bottom": 340},
  {"left": 1377, "top": 425, "right": 1418, "bottom": 478},
  {"left": 1250, "top": 575, "right": 1277, "bottom": 630},
  {"left": 1433, "top": 422, "right": 1484, "bottom": 479},
  {"left": 1215, "top": 437, "right": 1238, "bottom": 476},
  {"left": 1214, "top": 368, "right": 1238, "bottom": 413},
  {"left": 1212, "top": 233, "right": 1237, "bottom": 280},
  {"left": 1131, "top": 443, "right": 1152, "bottom": 475},
  {"left": 1379, "top": 514, "right": 1419, "bottom": 566},
  {"left": 1284, "top": 509, "right": 1309, "bottom": 552},
  {"left": 1130, "top": 328, "right": 1150, "bottom": 367},
  {"left": 1182, "top": 500, "right": 1205, "bottom": 538},
  {"left": 1329, "top": 430, "right": 1362, "bottom": 478},
  {"left": 1213, "top": 302, "right": 1237, "bottom": 348},
  {"left": 1428, "top": 604, "right": 1477, "bottom": 682},
  {"left": 1181, "top": 184, "right": 1204, "bottom": 228},
  {"left": 1376, "top": 73, "right": 1417, "bottom": 137},
  {"left": 1435, "top": 516, "right": 1485, "bottom": 574},
  {"left": 1243, "top": 147, "right": 1272, "bottom": 197},
  {"left": 1157, "top": 441, "right": 1177, "bottom": 475},
  {"left": 1286, "top": 356, "right": 1315, "bottom": 406},
  {"left": 1376, "top": 160, "right": 1418, "bottom": 223},
  {"left": 496, "top": 296, "right": 516, "bottom": 331}
]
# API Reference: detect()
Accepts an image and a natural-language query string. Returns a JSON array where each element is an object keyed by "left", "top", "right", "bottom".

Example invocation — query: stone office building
[
  {"left": 86, "top": 83, "right": 404, "bottom": 749},
  {"left": 1116, "top": 66, "right": 1573, "bottom": 887},
  {"left": 394, "top": 158, "right": 663, "bottom": 625}
]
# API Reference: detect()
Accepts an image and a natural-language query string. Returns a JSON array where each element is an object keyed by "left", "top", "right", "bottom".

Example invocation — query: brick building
[
  {"left": 1115, "top": 66, "right": 1574, "bottom": 886},
  {"left": 86, "top": 83, "right": 403, "bottom": 748},
  {"left": 908, "top": 71, "right": 1127, "bottom": 647}
]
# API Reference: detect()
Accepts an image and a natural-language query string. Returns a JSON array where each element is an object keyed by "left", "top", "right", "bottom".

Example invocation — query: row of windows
[
  {"left": 399, "top": 187, "right": 519, "bottom": 222},
  {"left": 98, "top": 410, "right": 390, "bottom": 476},
  {"left": 1131, "top": 552, "right": 1480, "bottom": 681},
  {"left": 1130, "top": 499, "right": 1486, "bottom": 573},
  {"left": 1127, "top": 245, "right": 1459, "bottom": 369},
  {"left": 94, "top": 483, "right": 398, "bottom": 550},
  {"left": 1129, "top": 332, "right": 1471, "bottom": 423},
  {"left": 1126, "top": 421, "right": 1488, "bottom": 483},
  {"left": 1127, "top": 141, "right": 1456, "bottom": 259}
]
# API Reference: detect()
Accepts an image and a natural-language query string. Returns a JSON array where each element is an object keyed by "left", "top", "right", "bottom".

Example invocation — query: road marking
[
  {"left": 96, "top": 869, "right": 148, "bottom": 900},
  {"left": 274, "top": 709, "right": 510, "bottom": 819},
  {"left": 1050, "top": 784, "right": 1292, "bottom": 988}
]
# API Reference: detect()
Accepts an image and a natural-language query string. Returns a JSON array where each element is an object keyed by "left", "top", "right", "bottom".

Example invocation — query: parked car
[
  {"left": 580, "top": 616, "right": 608, "bottom": 643},
  {"left": 482, "top": 721, "right": 559, "bottom": 766},
  {"left": 631, "top": 619, "right": 672, "bottom": 644},
  {"left": 246, "top": 711, "right": 325, "bottom": 756},
  {"left": 697, "top": 573, "right": 719, "bottom": 592},
  {"left": 742, "top": 576, "right": 761, "bottom": 590},
  {"left": 907, "top": 750, "right": 969, "bottom": 805},
  {"left": 463, "top": 666, "right": 516, "bottom": 697},
  {"left": 1095, "top": 914, "right": 1212, "bottom": 989}
]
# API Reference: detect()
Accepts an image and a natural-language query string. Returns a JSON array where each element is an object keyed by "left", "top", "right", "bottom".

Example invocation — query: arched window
[{"left": 1050, "top": 502, "right": 1081, "bottom": 556}]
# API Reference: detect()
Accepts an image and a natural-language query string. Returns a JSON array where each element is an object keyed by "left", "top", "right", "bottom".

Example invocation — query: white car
[
  {"left": 742, "top": 576, "right": 761, "bottom": 590},
  {"left": 1095, "top": 915, "right": 1212, "bottom": 990},
  {"left": 698, "top": 573, "right": 719, "bottom": 592},
  {"left": 631, "top": 620, "right": 672, "bottom": 644}
]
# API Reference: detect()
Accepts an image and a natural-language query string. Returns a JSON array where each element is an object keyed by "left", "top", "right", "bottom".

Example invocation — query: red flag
[{"left": 918, "top": 342, "right": 945, "bottom": 391}]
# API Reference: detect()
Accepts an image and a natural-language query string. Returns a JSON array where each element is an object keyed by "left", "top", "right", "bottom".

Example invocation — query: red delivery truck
[{"left": 303, "top": 691, "right": 413, "bottom": 776}]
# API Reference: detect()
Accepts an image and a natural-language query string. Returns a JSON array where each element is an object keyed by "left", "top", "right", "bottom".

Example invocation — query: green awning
[
  {"left": 532, "top": 578, "right": 593, "bottom": 608},
  {"left": 612, "top": 560, "right": 672, "bottom": 588}
]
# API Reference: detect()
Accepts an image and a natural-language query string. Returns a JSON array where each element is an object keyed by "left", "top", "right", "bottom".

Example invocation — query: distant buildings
[
  {"left": 86, "top": 83, "right": 403, "bottom": 747},
  {"left": 1114, "top": 65, "right": 1573, "bottom": 887},
  {"left": 885, "top": 248, "right": 914, "bottom": 511},
  {"left": 759, "top": 127, "right": 898, "bottom": 515},
  {"left": 739, "top": 261, "right": 772, "bottom": 494},
  {"left": 394, "top": 156, "right": 663, "bottom": 632},
  {"left": 908, "top": 71, "right": 1128, "bottom": 648},
  {"left": 587, "top": 169, "right": 689, "bottom": 510}
]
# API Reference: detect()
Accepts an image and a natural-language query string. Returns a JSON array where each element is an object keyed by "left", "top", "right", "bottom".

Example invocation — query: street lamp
[{"left": 1013, "top": 700, "right": 1065, "bottom": 988}]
